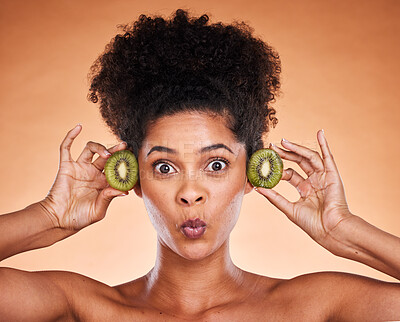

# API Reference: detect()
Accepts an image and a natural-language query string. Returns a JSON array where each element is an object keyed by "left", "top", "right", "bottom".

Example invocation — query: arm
[
  {"left": 254, "top": 129, "right": 400, "bottom": 281},
  {"left": 328, "top": 214, "right": 400, "bottom": 280},
  {"left": 288, "top": 271, "right": 400, "bottom": 321},
  {"left": 0, "top": 125, "right": 133, "bottom": 319},
  {"left": 0, "top": 267, "right": 119, "bottom": 321},
  {"left": 331, "top": 272, "right": 400, "bottom": 321},
  {"left": 0, "top": 202, "right": 72, "bottom": 261},
  {"left": 0, "top": 124, "right": 129, "bottom": 261},
  {"left": 0, "top": 268, "right": 72, "bottom": 321}
]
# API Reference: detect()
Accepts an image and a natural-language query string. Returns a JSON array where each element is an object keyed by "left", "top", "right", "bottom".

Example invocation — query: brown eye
[
  {"left": 154, "top": 162, "right": 176, "bottom": 175},
  {"left": 206, "top": 159, "right": 228, "bottom": 172},
  {"left": 159, "top": 164, "right": 170, "bottom": 173},
  {"left": 212, "top": 162, "right": 222, "bottom": 171}
]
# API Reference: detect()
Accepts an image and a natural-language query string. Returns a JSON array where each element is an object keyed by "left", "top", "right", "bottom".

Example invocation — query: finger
[
  {"left": 92, "top": 141, "right": 128, "bottom": 171},
  {"left": 317, "top": 130, "right": 339, "bottom": 174},
  {"left": 281, "top": 167, "right": 307, "bottom": 198},
  {"left": 255, "top": 187, "right": 295, "bottom": 221},
  {"left": 76, "top": 141, "right": 112, "bottom": 165},
  {"left": 280, "top": 138, "right": 325, "bottom": 174},
  {"left": 60, "top": 124, "right": 82, "bottom": 162},
  {"left": 269, "top": 143, "right": 315, "bottom": 177},
  {"left": 95, "top": 187, "right": 129, "bottom": 217}
]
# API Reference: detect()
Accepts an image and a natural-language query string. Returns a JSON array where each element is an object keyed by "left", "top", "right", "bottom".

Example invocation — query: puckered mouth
[
  {"left": 180, "top": 218, "right": 207, "bottom": 239},
  {"left": 180, "top": 218, "right": 207, "bottom": 229}
]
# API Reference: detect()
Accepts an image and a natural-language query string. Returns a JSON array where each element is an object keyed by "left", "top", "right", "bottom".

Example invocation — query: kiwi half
[
  {"left": 247, "top": 148, "right": 283, "bottom": 189},
  {"left": 104, "top": 150, "right": 138, "bottom": 191}
]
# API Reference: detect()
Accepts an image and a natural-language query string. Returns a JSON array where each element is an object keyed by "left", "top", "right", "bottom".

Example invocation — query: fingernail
[
  {"left": 321, "top": 129, "right": 325, "bottom": 136},
  {"left": 119, "top": 141, "right": 127, "bottom": 146},
  {"left": 282, "top": 138, "right": 290, "bottom": 143},
  {"left": 105, "top": 150, "right": 112, "bottom": 156},
  {"left": 269, "top": 143, "right": 275, "bottom": 148}
]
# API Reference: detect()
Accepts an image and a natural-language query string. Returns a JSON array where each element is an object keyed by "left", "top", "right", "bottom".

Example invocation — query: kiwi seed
[
  {"left": 104, "top": 150, "right": 138, "bottom": 191},
  {"left": 247, "top": 148, "right": 283, "bottom": 189}
]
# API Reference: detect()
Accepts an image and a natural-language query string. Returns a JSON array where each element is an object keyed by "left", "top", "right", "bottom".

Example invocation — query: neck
[{"left": 144, "top": 237, "right": 246, "bottom": 316}]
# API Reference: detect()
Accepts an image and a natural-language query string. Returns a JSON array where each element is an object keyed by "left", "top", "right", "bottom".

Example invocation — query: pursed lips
[{"left": 180, "top": 218, "right": 207, "bottom": 239}]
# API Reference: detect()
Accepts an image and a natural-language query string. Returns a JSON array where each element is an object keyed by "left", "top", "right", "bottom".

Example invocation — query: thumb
[
  {"left": 96, "top": 187, "right": 129, "bottom": 214},
  {"left": 255, "top": 187, "right": 294, "bottom": 222}
]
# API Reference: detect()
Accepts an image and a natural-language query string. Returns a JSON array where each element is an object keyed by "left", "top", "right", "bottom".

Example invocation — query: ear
[
  {"left": 244, "top": 177, "right": 254, "bottom": 195},
  {"left": 133, "top": 179, "right": 142, "bottom": 198}
]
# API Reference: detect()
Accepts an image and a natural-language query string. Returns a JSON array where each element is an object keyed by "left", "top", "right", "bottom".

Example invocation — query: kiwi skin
[
  {"left": 104, "top": 150, "right": 138, "bottom": 191},
  {"left": 247, "top": 148, "right": 283, "bottom": 189}
]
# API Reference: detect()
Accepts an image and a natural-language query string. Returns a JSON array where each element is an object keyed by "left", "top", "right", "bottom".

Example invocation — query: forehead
[{"left": 141, "top": 111, "right": 243, "bottom": 154}]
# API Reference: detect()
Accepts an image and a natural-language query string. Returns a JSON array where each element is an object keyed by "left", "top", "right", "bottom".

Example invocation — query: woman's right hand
[{"left": 40, "top": 124, "right": 132, "bottom": 231}]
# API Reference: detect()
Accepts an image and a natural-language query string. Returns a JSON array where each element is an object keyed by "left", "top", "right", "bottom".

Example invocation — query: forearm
[
  {"left": 0, "top": 201, "right": 74, "bottom": 261},
  {"left": 328, "top": 214, "right": 400, "bottom": 280}
]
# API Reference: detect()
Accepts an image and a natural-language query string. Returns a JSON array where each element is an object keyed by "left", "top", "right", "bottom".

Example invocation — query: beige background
[{"left": 0, "top": 0, "right": 399, "bottom": 284}]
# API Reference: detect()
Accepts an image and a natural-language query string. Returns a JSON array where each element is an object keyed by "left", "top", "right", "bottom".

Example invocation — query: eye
[
  {"left": 205, "top": 158, "right": 229, "bottom": 172},
  {"left": 153, "top": 161, "right": 177, "bottom": 175}
]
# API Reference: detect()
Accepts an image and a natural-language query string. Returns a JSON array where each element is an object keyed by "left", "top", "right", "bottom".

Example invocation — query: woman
[{"left": 0, "top": 9, "right": 399, "bottom": 321}]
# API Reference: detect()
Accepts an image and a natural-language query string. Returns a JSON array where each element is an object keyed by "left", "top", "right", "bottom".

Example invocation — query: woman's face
[{"left": 134, "top": 111, "right": 253, "bottom": 260}]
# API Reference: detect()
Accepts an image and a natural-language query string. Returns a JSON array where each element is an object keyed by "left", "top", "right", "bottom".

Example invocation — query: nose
[
  {"left": 179, "top": 194, "right": 204, "bottom": 206},
  {"left": 176, "top": 179, "right": 207, "bottom": 207}
]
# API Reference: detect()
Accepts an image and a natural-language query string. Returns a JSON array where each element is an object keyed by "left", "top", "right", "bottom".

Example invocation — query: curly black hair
[{"left": 87, "top": 9, "right": 281, "bottom": 164}]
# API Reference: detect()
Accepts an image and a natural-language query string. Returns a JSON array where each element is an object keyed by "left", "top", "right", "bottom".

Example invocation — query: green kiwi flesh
[
  {"left": 104, "top": 150, "right": 138, "bottom": 191},
  {"left": 247, "top": 148, "right": 283, "bottom": 189}
]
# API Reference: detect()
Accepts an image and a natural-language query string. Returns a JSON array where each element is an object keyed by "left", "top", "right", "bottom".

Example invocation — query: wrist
[
  {"left": 37, "top": 197, "right": 85, "bottom": 234},
  {"left": 0, "top": 200, "right": 75, "bottom": 261},
  {"left": 36, "top": 199, "right": 77, "bottom": 242},
  {"left": 37, "top": 197, "right": 77, "bottom": 237},
  {"left": 325, "top": 213, "right": 400, "bottom": 280},
  {"left": 323, "top": 213, "right": 362, "bottom": 258},
  {"left": 36, "top": 198, "right": 62, "bottom": 230}
]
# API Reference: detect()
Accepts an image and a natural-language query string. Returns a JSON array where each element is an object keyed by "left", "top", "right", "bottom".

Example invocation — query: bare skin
[{"left": 0, "top": 111, "right": 399, "bottom": 321}]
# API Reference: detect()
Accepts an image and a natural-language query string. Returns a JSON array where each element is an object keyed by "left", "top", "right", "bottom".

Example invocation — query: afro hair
[{"left": 87, "top": 9, "right": 281, "bottom": 162}]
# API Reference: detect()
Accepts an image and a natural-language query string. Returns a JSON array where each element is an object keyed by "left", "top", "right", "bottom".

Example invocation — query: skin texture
[
  {"left": 0, "top": 111, "right": 400, "bottom": 321},
  {"left": 135, "top": 111, "right": 252, "bottom": 261}
]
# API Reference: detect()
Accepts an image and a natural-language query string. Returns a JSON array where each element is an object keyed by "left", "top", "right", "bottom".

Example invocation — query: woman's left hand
[{"left": 255, "top": 130, "right": 354, "bottom": 252}]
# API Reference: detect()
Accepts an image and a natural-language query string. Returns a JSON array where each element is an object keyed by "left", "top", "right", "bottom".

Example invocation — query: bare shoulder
[
  {"left": 0, "top": 267, "right": 79, "bottom": 320},
  {"left": 0, "top": 267, "right": 123, "bottom": 321},
  {"left": 37, "top": 269, "right": 139, "bottom": 320},
  {"left": 269, "top": 271, "right": 400, "bottom": 321}
]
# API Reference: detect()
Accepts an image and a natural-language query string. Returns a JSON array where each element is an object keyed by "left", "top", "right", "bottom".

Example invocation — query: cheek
[
  {"left": 208, "top": 179, "right": 245, "bottom": 231},
  {"left": 216, "top": 191, "right": 243, "bottom": 223},
  {"left": 141, "top": 181, "right": 174, "bottom": 233}
]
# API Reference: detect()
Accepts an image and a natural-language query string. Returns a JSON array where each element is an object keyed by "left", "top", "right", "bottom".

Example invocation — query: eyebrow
[{"left": 146, "top": 143, "right": 235, "bottom": 158}]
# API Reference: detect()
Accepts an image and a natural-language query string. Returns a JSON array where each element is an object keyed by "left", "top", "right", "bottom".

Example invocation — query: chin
[
  {"left": 162, "top": 234, "right": 224, "bottom": 261},
  {"left": 178, "top": 243, "right": 214, "bottom": 261}
]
